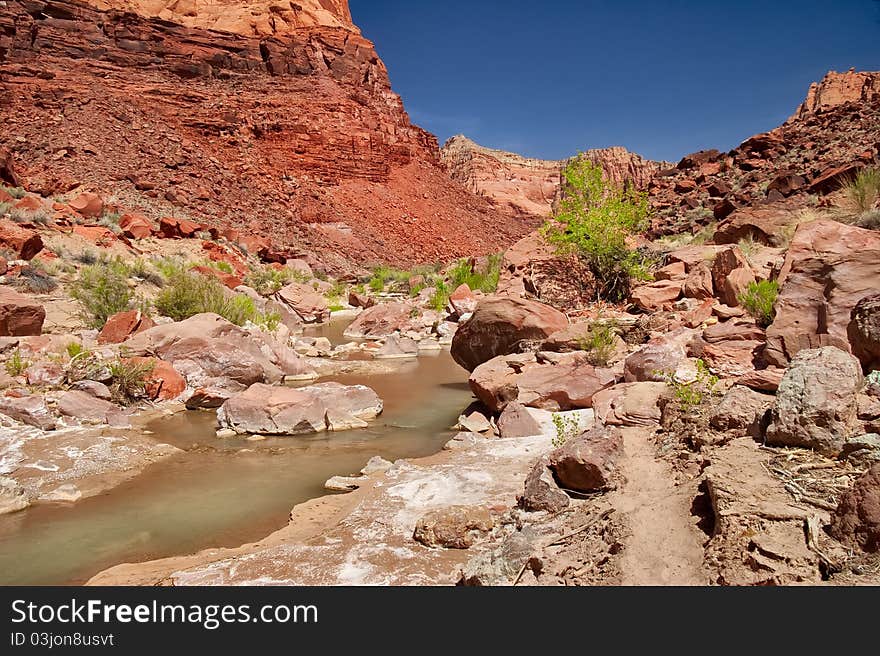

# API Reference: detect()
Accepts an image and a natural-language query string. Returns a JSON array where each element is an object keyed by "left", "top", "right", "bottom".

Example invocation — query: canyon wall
[
  {"left": 441, "top": 135, "right": 668, "bottom": 219},
  {"left": 0, "top": 0, "right": 536, "bottom": 266}
]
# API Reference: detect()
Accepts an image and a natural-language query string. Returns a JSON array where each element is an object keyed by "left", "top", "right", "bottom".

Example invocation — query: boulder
[
  {"left": 496, "top": 402, "right": 543, "bottom": 438},
  {"left": 519, "top": 457, "right": 570, "bottom": 513},
  {"left": 718, "top": 267, "right": 756, "bottom": 308},
  {"left": 829, "top": 464, "right": 880, "bottom": 553},
  {"left": 848, "top": 293, "right": 880, "bottom": 372},
  {"left": 343, "top": 302, "right": 413, "bottom": 339},
  {"left": 0, "top": 394, "right": 56, "bottom": 430},
  {"left": 0, "top": 219, "right": 43, "bottom": 260},
  {"left": 57, "top": 390, "right": 117, "bottom": 424},
  {"left": 70, "top": 380, "right": 112, "bottom": 401},
  {"left": 469, "top": 351, "right": 615, "bottom": 413},
  {"left": 128, "top": 358, "right": 186, "bottom": 401},
  {"left": 765, "top": 347, "right": 863, "bottom": 456},
  {"left": 118, "top": 213, "right": 154, "bottom": 239},
  {"left": 765, "top": 220, "right": 880, "bottom": 367},
  {"left": 0, "top": 287, "right": 45, "bottom": 336},
  {"left": 630, "top": 279, "right": 682, "bottom": 311},
  {"left": 735, "top": 368, "right": 784, "bottom": 393},
  {"left": 449, "top": 284, "right": 478, "bottom": 316},
  {"left": 451, "top": 296, "right": 568, "bottom": 372},
  {"left": 682, "top": 261, "right": 714, "bottom": 299},
  {"left": 548, "top": 426, "right": 622, "bottom": 493},
  {"left": 710, "top": 246, "right": 752, "bottom": 296},
  {"left": 413, "top": 506, "right": 495, "bottom": 549},
  {"left": 159, "top": 217, "right": 201, "bottom": 239},
  {"left": 653, "top": 261, "right": 686, "bottom": 281},
  {"left": 348, "top": 290, "right": 374, "bottom": 309},
  {"left": 592, "top": 382, "right": 665, "bottom": 427},
  {"left": 624, "top": 328, "right": 695, "bottom": 382},
  {"left": 709, "top": 385, "right": 772, "bottom": 436},
  {"left": 68, "top": 192, "right": 103, "bottom": 218},
  {"left": 122, "top": 314, "right": 308, "bottom": 392},
  {"left": 97, "top": 310, "right": 155, "bottom": 345},
  {"left": 713, "top": 202, "right": 801, "bottom": 247},
  {"left": 25, "top": 362, "right": 64, "bottom": 387},
  {"left": 496, "top": 231, "right": 597, "bottom": 311},
  {"left": 375, "top": 334, "right": 418, "bottom": 359},
  {"left": 0, "top": 476, "right": 29, "bottom": 515},
  {"left": 217, "top": 382, "right": 382, "bottom": 436},
  {"left": 276, "top": 282, "right": 329, "bottom": 323}
]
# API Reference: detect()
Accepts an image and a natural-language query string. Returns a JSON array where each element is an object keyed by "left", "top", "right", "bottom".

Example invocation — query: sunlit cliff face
[{"left": 88, "top": 0, "right": 358, "bottom": 36}]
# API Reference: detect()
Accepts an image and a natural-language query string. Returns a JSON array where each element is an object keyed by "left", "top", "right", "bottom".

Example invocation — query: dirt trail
[{"left": 611, "top": 427, "right": 707, "bottom": 586}]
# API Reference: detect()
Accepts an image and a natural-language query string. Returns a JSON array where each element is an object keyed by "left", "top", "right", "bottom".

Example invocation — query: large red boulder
[
  {"left": 98, "top": 310, "right": 155, "bottom": 345},
  {"left": 0, "top": 219, "right": 43, "bottom": 260},
  {"left": 765, "top": 220, "right": 880, "bottom": 367},
  {"left": 159, "top": 217, "right": 201, "bottom": 239},
  {"left": 119, "top": 213, "right": 154, "bottom": 239},
  {"left": 343, "top": 302, "right": 413, "bottom": 339},
  {"left": 0, "top": 287, "right": 45, "bottom": 336},
  {"left": 68, "top": 192, "right": 104, "bottom": 218},
  {"left": 451, "top": 296, "right": 568, "bottom": 372},
  {"left": 127, "top": 358, "right": 186, "bottom": 401}
]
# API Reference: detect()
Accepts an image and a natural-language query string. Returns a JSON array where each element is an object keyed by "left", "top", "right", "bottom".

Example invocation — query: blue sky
[{"left": 349, "top": 0, "right": 880, "bottom": 162}]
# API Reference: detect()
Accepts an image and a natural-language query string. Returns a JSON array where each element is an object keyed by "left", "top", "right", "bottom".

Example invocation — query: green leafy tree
[{"left": 542, "top": 157, "right": 650, "bottom": 301}]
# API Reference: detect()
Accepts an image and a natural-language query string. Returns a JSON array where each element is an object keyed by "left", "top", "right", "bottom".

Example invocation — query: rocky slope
[
  {"left": 648, "top": 70, "right": 880, "bottom": 238},
  {"left": 441, "top": 135, "right": 667, "bottom": 219},
  {"left": 0, "top": 0, "right": 535, "bottom": 267}
]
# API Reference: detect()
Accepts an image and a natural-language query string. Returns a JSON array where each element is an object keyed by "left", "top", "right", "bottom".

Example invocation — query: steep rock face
[
  {"left": 441, "top": 135, "right": 666, "bottom": 219},
  {"left": 0, "top": 1, "right": 534, "bottom": 266},
  {"left": 90, "top": 0, "right": 357, "bottom": 35},
  {"left": 792, "top": 69, "right": 880, "bottom": 120}
]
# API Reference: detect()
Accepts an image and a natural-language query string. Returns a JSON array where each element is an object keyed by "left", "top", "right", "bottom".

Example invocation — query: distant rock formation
[
  {"left": 441, "top": 136, "right": 668, "bottom": 219},
  {"left": 792, "top": 69, "right": 880, "bottom": 120}
]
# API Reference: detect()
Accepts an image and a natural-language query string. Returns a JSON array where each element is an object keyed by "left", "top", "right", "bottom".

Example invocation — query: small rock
[
  {"left": 0, "top": 476, "right": 29, "bottom": 515},
  {"left": 360, "top": 456, "right": 393, "bottom": 476},
  {"left": 519, "top": 456, "right": 570, "bottom": 513},
  {"left": 548, "top": 426, "right": 622, "bottom": 492},
  {"left": 413, "top": 505, "right": 495, "bottom": 549},
  {"left": 324, "top": 475, "right": 366, "bottom": 492}
]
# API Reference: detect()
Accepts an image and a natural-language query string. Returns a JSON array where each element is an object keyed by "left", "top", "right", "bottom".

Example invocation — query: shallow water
[{"left": 0, "top": 347, "right": 471, "bottom": 585}]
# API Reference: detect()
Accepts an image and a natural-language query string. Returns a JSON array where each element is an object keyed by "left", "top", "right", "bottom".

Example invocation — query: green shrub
[
  {"left": 5, "top": 349, "right": 29, "bottom": 377},
  {"left": 542, "top": 157, "right": 650, "bottom": 301},
  {"left": 0, "top": 202, "right": 12, "bottom": 217},
  {"left": 244, "top": 265, "right": 292, "bottom": 296},
  {"left": 738, "top": 280, "right": 778, "bottom": 328},
  {"left": 0, "top": 185, "right": 26, "bottom": 199},
  {"left": 662, "top": 359, "right": 719, "bottom": 414},
  {"left": 109, "top": 357, "right": 154, "bottom": 404},
  {"left": 842, "top": 167, "right": 880, "bottom": 216},
  {"left": 155, "top": 272, "right": 275, "bottom": 327},
  {"left": 551, "top": 413, "right": 580, "bottom": 448},
  {"left": 578, "top": 320, "right": 618, "bottom": 366},
  {"left": 446, "top": 253, "right": 502, "bottom": 293},
  {"left": 428, "top": 280, "right": 450, "bottom": 312},
  {"left": 70, "top": 265, "right": 133, "bottom": 328}
]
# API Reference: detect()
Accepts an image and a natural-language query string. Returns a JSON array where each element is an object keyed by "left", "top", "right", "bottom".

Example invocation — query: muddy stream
[{"left": 0, "top": 321, "right": 471, "bottom": 585}]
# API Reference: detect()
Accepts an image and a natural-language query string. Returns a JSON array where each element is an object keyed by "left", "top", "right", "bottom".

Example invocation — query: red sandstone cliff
[
  {"left": 0, "top": 0, "right": 535, "bottom": 266},
  {"left": 441, "top": 135, "right": 668, "bottom": 219},
  {"left": 791, "top": 69, "right": 880, "bottom": 120}
]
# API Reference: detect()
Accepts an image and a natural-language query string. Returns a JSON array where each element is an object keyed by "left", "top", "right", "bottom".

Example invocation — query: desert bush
[
  {"left": 542, "top": 157, "right": 650, "bottom": 301},
  {"left": 109, "top": 357, "right": 154, "bottom": 404},
  {"left": 737, "top": 279, "right": 778, "bottom": 328},
  {"left": 446, "top": 254, "right": 502, "bottom": 293},
  {"left": 428, "top": 280, "right": 450, "bottom": 312},
  {"left": 11, "top": 265, "right": 58, "bottom": 294},
  {"left": 737, "top": 234, "right": 759, "bottom": 259},
  {"left": 155, "top": 272, "right": 274, "bottom": 327},
  {"left": 0, "top": 201, "right": 12, "bottom": 217},
  {"left": 578, "top": 320, "right": 618, "bottom": 366},
  {"left": 662, "top": 359, "right": 719, "bottom": 414},
  {"left": 856, "top": 209, "right": 880, "bottom": 230},
  {"left": 244, "top": 265, "right": 293, "bottom": 296},
  {"left": 4, "top": 349, "right": 29, "bottom": 377},
  {"left": 70, "top": 265, "right": 133, "bottom": 328},
  {"left": 0, "top": 185, "right": 26, "bottom": 199},
  {"left": 74, "top": 249, "right": 99, "bottom": 266},
  {"left": 842, "top": 167, "right": 880, "bottom": 216},
  {"left": 551, "top": 413, "right": 580, "bottom": 448}
]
